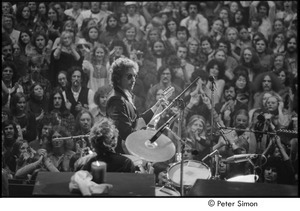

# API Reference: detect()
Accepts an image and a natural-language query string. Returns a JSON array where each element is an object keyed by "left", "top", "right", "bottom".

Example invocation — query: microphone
[
  {"left": 149, "top": 113, "right": 178, "bottom": 143},
  {"left": 225, "top": 154, "right": 259, "bottom": 163},
  {"left": 149, "top": 126, "right": 166, "bottom": 143}
]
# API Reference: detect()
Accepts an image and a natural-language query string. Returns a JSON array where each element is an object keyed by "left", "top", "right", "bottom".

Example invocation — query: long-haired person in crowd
[
  {"left": 35, "top": 2, "right": 49, "bottom": 23},
  {"left": 10, "top": 92, "right": 37, "bottom": 142},
  {"left": 254, "top": 36, "right": 273, "bottom": 70},
  {"left": 47, "top": 125, "right": 75, "bottom": 172},
  {"left": 164, "top": 17, "right": 179, "bottom": 50},
  {"left": 225, "top": 27, "right": 241, "bottom": 61},
  {"left": 82, "top": 43, "right": 111, "bottom": 93},
  {"left": 18, "top": 29, "right": 32, "bottom": 56},
  {"left": 108, "top": 39, "right": 130, "bottom": 64},
  {"left": 15, "top": 4, "right": 34, "bottom": 32},
  {"left": 29, "top": 116, "right": 52, "bottom": 151},
  {"left": 269, "top": 31, "right": 286, "bottom": 54},
  {"left": 270, "top": 53, "right": 288, "bottom": 73},
  {"left": 73, "top": 110, "right": 94, "bottom": 137},
  {"left": 2, "top": 120, "right": 21, "bottom": 155},
  {"left": 99, "top": 13, "right": 123, "bottom": 47},
  {"left": 2, "top": 61, "right": 24, "bottom": 107},
  {"left": 232, "top": 67, "right": 253, "bottom": 109},
  {"left": 52, "top": 20, "right": 79, "bottom": 50},
  {"left": 82, "top": 25, "right": 101, "bottom": 48},
  {"left": 55, "top": 71, "right": 69, "bottom": 92},
  {"left": 17, "top": 56, "right": 52, "bottom": 100},
  {"left": 238, "top": 46, "right": 262, "bottom": 82},
  {"left": 48, "top": 89, "right": 75, "bottom": 135},
  {"left": 50, "top": 30, "right": 83, "bottom": 87},
  {"left": 274, "top": 68, "right": 293, "bottom": 112},
  {"left": 90, "top": 84, "right": 113, "bottom": 123},
  {"left": 27, "top": 82, "right": 49, "bottom": 123},
  {"left": 14, "top": 139, "right": 59, "bottom": 180},
  {"left": 186, "top": 37, "right": 202, "bottom": 68},
  {"left": 46, "top": 5, "right": 63, "bottom": 42},
  {"left": 205, "top": 59, "right": 226, "bottom": 104},
  {"left": 185, "top": 115, "right": 210, "bottom": 162},
  {"left": 215, "top": 38, "right": 239, "bottom": 81},
  {"left": 252, "top": 71, "right": 283, "bottom": 109},
  {"left": 199, "top": 35, "right": 215, "bottom": 63}
]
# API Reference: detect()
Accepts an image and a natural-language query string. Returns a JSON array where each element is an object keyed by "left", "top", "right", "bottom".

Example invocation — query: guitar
[{"left": 147, "top": 86, "right": 175, "bottom": 129}]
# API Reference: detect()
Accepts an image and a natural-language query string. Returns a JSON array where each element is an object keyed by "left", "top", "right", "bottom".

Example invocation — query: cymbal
[{"left": 125, "top": 129, "right": 176, "bottom": 162}]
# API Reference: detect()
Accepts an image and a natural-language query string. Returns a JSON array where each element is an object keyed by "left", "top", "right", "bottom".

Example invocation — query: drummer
[{"left": 106, "top": 57, "right": 168, "bottom": 154}]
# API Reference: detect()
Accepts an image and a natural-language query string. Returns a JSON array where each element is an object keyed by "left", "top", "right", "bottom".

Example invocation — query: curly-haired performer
[
  {"left": 75, "top": 117, "right": 135, "bottom": 172},
  {"left": 106, "top": 57, "right": 167, "bottom": 154}
]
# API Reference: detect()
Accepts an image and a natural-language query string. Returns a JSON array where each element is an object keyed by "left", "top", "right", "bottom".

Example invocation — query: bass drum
[
  {"left": 155, "top": 186, "right": 181, "bottom": 197},
  {"left": 167, "top": 160, "right": 211, "bottom": 187}
]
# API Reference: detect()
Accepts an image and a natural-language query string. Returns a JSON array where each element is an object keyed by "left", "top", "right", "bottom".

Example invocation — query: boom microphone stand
[{"left": 209, "top": 76, "right": 215, "bottom": 172}]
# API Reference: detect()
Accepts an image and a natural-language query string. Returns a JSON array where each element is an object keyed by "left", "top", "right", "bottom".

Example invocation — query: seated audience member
[
  {"left": 146, "top": 65, "right": 182, "bottom": 109},
  {"left": 14, "top": 140, "right": 59, "bottom": 180},
  {"left": 73, "top": 110, "right": 94, "bottom": 136},
  {"left": 29, "top": 116, "right": 52, "bottom": 151},
  {"left": 62, "top": 66, "right": 96, "bottom": 118},
  {"left": 252, "top": 71, "right": 282, "bottom": 109},
  {"left": 46, "top": 126, "right": 75, "bottom": 172},
  {"left": 27, "top": 82, "right": 49, "bottom": 124},
  {"left": 184, "top": 115, "right": 210, "bottom": 162},
  {"left": 90, "top": 84, "right": 113, "bottom": 123},
  {"left": 215, "top": 82, "right": 248, "bottom": 127},
  {"left": 48, "top": 89, "right": 75, "bottom": 135},
  {"left": 262, "top": 135, "right": 296, "bottom": 185},
  {"left": 18, "top": 56, "right": 52, "bottom": 100},
  {"left": 10, "top": 92, "right": 37, "bottom": 142}
]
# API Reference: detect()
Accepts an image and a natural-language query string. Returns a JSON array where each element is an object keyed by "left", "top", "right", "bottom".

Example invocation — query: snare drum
[
  {"left": 155, "top": 186, "right": 181, "bottom": 197},
  {"left": 167, "top": 160, "right": 211, "bottom": 187}
]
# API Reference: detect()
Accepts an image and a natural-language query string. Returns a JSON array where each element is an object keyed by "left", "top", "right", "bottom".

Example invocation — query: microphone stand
[
  {"left": 209, "top": 80, "right": 215, "bottom": 172},
  {"left": 177, "top": 98, "right": 185, "bottom": 196},
  {"left": 147, "top": 77, "right": 200, "bottom": 127},
  {"left": 146, "top": 77, "right": 200, "bottom": 196}
]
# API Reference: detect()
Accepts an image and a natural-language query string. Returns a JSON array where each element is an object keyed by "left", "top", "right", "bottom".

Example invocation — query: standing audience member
[{"left": 62, "top": 66, "right": 96, "bottom": 118}]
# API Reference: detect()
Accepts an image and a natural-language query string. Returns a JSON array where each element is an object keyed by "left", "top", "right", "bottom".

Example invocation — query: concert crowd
[{"left": 1, "top": 1, "right": 298, "bottom": 196}]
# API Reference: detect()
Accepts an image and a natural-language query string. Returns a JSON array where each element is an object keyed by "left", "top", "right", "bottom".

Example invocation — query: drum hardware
[
  {"left": 202, "top": 149, "right": 222, "bottom": 180},
  {"left": 167, "top": 160, "right": 212, "bottom": 188},
  {"left": 155, "top": 185, "right": 181, "bottom": 197}
]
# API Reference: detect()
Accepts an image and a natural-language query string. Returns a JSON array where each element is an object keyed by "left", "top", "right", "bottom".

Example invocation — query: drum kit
[
  {"left": 125, "top": 128, "right": 214, "bottom": 196},
  {"left": 122, "top": 76, "right": 299, "bottom": 196},
  {"left": 125, "top": 128, "right": 264, "bottom": 196}
]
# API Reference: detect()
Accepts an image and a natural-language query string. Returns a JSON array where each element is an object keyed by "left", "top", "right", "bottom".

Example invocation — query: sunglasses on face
[{"left": 126, "top": 73, "right": 137, "bottom": 80}]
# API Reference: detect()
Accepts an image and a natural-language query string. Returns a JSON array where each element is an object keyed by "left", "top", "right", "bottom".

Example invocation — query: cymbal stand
[
  {"left": 202, "top": 149, "right": 221, "bottom": 180},
  {"left": 246, "top": 158, "right": 260, "bottom": 183}
]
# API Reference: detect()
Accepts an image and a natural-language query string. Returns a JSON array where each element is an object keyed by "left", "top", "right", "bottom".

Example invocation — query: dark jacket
[{"left": 106, "top": 87, "right": 154, "bottom": 153}]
